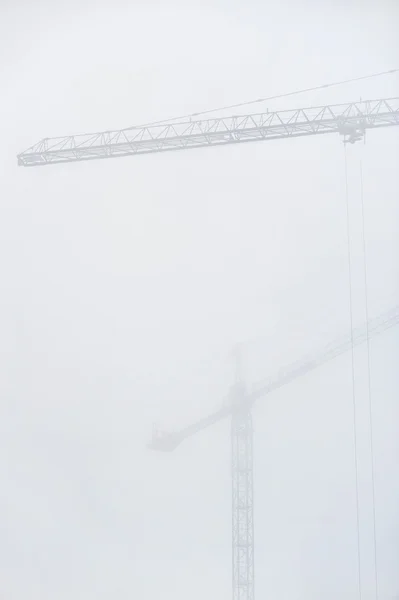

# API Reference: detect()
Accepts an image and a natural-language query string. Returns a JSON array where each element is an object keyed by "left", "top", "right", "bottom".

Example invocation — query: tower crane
[
  {"left": 17, "top": 93, "right": 399, "bottom": 600},
  {"left": 148, "top": 305, "right": 399, "bottom": 600}
]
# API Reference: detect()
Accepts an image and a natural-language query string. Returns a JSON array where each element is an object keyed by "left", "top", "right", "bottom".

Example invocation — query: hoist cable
[
  {"left": 344, "top": 145, "right": 362, "bottom": 600},
  {"left": 359, "top": 158, "right": 379, "bottom": 600}
]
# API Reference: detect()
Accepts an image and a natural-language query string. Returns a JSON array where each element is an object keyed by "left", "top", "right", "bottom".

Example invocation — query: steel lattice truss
[
  {"left": 232, "top": 405, "right": 254, "bottom": 600},
  {"left": 17, "top": 98, "right": 399, "bottom": 166}
]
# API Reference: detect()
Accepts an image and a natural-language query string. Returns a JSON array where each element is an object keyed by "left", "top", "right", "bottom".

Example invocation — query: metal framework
[
  {"left": 232, "top": 404, "right": 255, "bottom": 600},
  {"left": 17, "top": 98, "right": 399, "bottom": 166}
]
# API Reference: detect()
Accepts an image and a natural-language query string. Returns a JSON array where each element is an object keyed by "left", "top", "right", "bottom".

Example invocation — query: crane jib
[
  {"left": 17, "top": 98, "right": 399, "bottom": 166},
  {"left": 149, "top": 304, "right": 399, "bottom": 449}
]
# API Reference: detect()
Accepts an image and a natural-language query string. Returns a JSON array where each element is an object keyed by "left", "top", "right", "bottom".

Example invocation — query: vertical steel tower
[
  {"left": 231, "top": 349, "right": 255, "bottom": 600},
  {"left": 232, "top": 402, "right": 254, "bottom": 600}
]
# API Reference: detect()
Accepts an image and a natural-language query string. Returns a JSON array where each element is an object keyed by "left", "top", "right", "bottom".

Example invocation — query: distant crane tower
[
  {"left": 17, "top": 95, "right": 399, "bottom": 600},
  {"left": 148, "top": 307, "right": 399, "bottom": 600}
]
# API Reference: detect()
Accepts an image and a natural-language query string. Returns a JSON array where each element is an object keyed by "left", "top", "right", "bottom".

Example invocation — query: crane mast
[
  {"left": 232, "top": 398, "right": 255, "bottom": 600},
  {"left": 231, "top": 348, "right": 255, "bottom": 600}
]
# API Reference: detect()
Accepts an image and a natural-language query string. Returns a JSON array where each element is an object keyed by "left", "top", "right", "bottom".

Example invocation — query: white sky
[{"left": 0, "top": 1, "right": 398, "bottom": 600}]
